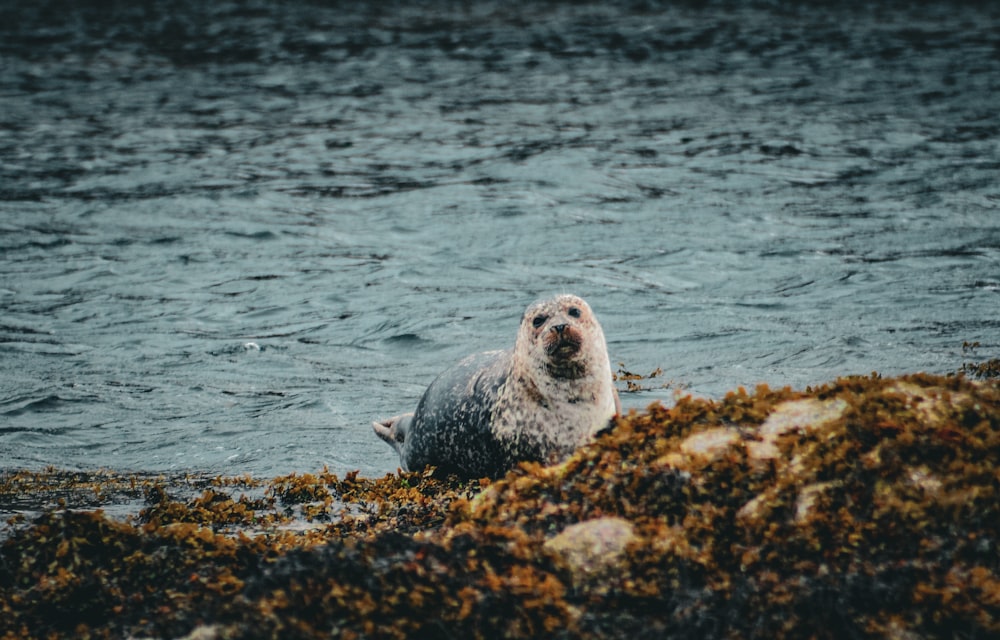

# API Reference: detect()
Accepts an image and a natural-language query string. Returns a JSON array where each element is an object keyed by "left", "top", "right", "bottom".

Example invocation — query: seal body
[{"left": 373, "top": 294, "right": 620, "bottom": 479}]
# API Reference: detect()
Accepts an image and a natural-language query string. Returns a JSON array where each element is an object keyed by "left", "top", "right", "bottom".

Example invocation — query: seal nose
[{"left": 552, "top": 323, "right": 568, "bottom": 335}]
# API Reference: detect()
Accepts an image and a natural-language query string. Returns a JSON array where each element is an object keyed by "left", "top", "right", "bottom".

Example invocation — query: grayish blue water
[{"left": 2, "top": 1, "right": 998, "bottom": 478}]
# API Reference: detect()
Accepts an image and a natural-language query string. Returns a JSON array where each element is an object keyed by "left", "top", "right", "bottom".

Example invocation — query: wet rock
[
  {"left": 174, "top": 625, "right": 227, "bottom": 640},
  {"left": 749, "top": 396, "right": 849, "bottom": 461},
  {"left": 679, "top": 427, "right": 741, "bottom": 460},
  {"left": 544, "top": 517, "right": 636, "bottom": 579}
]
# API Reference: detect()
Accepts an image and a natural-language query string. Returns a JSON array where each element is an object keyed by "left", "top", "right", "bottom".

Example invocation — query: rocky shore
[{"left": 2, "top": 371, "right": 998, "bottom": 639}]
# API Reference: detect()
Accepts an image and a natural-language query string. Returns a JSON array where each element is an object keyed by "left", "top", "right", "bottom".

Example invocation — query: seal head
[{"left": 373, "top": 294, "right": 620, "bottom": 479}]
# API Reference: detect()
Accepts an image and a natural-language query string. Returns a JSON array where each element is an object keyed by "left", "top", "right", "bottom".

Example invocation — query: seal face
[{"left": 373, "top": 294, "right": 620, "bottom": 479}]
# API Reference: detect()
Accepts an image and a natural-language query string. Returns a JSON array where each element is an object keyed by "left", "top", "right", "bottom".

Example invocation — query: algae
[{"left": 2, "top": 373, "right": 998, "bottom": 639}]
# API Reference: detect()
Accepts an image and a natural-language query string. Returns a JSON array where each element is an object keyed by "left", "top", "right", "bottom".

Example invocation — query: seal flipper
[{"left": 372, "top": 412, "right": 413, "bottom": 454}]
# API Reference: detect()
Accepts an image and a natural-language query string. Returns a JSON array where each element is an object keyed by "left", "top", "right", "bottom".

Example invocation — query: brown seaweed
[{"left": 2, "top": 373, "right": 998, "bottom": 639}]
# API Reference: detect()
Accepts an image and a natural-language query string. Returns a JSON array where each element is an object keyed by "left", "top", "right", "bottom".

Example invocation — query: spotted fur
[{"left": 373, "top": 295, "right": 620, "bottom": 479}]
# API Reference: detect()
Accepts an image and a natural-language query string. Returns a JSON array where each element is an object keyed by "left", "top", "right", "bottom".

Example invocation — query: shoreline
[{"left": 2, "top": 371, "right": 998, "bottom": 639}]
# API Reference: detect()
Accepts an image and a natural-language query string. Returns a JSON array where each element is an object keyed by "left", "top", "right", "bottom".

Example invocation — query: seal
[{"left": 373, "top": 294, "right": 621, "bottom": 479}]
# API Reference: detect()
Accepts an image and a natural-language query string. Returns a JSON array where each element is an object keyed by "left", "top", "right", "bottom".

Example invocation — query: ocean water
[{"left": 1, "top": 0, "right": 998, "bottom": 478}]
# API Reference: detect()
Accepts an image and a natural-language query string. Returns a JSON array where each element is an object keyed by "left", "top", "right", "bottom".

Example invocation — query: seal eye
[
  {"left": 568, "top": 307, "right": 581, "bottom": 319},
  {"left": 532, "top": 314, "right": 548, "bottom": 329}
]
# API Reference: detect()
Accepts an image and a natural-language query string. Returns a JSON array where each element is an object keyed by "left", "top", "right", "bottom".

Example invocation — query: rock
[
  {"left": 679, "top": 427, "right": 740, "bottom": 460},
  {"left": 176, "top": 626, "right": 225, "bottom": 640},
  {"left": 544, "top": 517, "right": 636, "bottom": 579},
  {"left": 749, "top": 397, "right": 849, "bottom": 461}
]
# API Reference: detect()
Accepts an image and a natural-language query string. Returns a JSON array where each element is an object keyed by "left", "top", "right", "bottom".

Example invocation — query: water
[{"left": 1, "top": 0, "right": 998, "bottom": 479}]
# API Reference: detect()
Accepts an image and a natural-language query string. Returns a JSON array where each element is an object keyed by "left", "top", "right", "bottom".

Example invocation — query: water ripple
[{"left": 1, "top": 0, "right": 997, "bottom": 477}]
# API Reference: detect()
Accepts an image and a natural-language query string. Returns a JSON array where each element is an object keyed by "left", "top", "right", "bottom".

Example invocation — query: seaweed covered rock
[
  {"left": 1, "top": 373, "right": 998, "bottom": 639},
  {"left": 456, "top": 373, "right": 1000, "bottom": 638}
]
